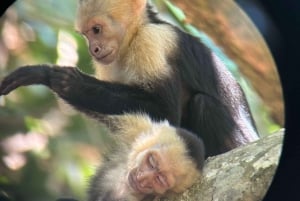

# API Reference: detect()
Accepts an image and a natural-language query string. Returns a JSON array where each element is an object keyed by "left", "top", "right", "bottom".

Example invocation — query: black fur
[
  {"left": 173, "top": 29, "right": 258, "bottom": 155},
  {"left": 0, "top": 65, "right": 179, "bottom": 124},
  {"left": 146, "top": 4, "right": 165, "bottom": 24},
  {"left": 176, "top": 128, "right": 205, "bottom": 169}
]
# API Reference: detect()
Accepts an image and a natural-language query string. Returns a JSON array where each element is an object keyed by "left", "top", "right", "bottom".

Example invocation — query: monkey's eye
[
  {"left": 92, "top": 25, "right": 101, "bottom": 34},
  {"left": 148, "top": 154, "right": 156, "bottom": 169}
]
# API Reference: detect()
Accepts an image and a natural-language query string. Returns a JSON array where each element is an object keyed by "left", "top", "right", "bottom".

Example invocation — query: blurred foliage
[{"left": 0, "top": 0, "right": 280, "bottom": 201}]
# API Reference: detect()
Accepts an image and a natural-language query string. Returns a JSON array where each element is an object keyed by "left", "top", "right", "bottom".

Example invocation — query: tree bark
[
  {"left": 169, "top": 0, "right": 284, "bottom": 126},
  {"left": 160, "top": 130, "right": 284, "bottom": 201}
]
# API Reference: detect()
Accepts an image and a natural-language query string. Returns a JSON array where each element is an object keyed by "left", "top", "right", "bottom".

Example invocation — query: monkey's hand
[
  {"left": 0, "top": 65, "right": 51, "bottom": 96},
  {"left": 47, "top": 67, "right": 87, "bottom": 100},
  {"left": 0, "top": 65, "right": 89, "bottom": 100}
]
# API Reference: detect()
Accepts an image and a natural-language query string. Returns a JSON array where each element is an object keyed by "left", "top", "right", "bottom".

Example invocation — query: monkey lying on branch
[
  {"left": 65, "top": 113, "right": 206, "bottom": 201},
  {"left": 85, "top": 114, "right": 205, "bottom": 201}
]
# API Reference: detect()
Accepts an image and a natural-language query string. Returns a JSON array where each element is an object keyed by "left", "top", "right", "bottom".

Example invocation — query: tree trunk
[
  {"left": 169, "top": 0, "right": 284, "bottom": 126},
  {"left": 160, "top": 130, "right": 284, "bottom": 201}
]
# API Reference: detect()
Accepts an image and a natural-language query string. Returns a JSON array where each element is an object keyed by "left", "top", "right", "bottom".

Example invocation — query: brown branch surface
[{"left": 170, "top": 0, "right": 284, "bottom": 126}]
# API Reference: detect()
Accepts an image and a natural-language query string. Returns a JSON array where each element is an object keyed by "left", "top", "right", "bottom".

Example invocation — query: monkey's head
[
  {"left": 127, "top": 122, "right": 205, "bottom": 198},
  {"left": 76, "top": 0, "right": 147, "bottom": 65}
]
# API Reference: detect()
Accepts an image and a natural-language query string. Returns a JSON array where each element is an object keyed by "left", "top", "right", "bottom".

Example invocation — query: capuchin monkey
[
  {"left": 0, "top": 0, "right": 258, "bottom": 157},
  {"left": 58, "top": 114, "right": 205, "bottom": 201}
]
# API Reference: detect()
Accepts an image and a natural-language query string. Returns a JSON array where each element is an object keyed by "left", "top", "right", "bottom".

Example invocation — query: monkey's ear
[{"left": 132, "top": 0, "right": 147, "bottom": 15}]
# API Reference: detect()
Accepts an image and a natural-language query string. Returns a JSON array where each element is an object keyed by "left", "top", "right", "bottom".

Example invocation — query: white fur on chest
[{"left": 94, "top": 24, "right": 178, "bottom": 85}]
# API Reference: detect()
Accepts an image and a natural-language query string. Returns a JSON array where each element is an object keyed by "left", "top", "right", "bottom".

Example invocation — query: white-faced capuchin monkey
[
  {"left": 0, "top": 1, "right": 258, "bottom": 156},
  {"left": 55, "top": 113, "right": 205, "bottom": 201}
]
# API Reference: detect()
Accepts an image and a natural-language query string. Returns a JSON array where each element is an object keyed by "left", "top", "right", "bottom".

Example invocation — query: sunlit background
[{"left": 0, "top": 0, "right": 283, "bottom": 201}]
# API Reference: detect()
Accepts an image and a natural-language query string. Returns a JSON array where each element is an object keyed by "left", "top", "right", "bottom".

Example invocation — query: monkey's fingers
[
  {"left": 48, "top": 67, "right": 83, "bottom": 97},
  {"left": 0, "top": 68, "right": 35, "bottom": 95},
  {"left": 0, "top": 76, "right": 29, "bottom": 95},
  {"left": 0, "top": 66, "right": 51, "bottom": 95}
]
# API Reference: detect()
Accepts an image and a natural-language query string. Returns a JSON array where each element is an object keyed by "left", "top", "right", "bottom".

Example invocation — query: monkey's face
[
  {"left": 127, "top": 150, "right": 176, "bottom": 196},
  {"left": 76, "top": 0, "right": 147, "bottom": 65},
  {"left": 80, "top": 16, "right": 126, "bottom": 65}
]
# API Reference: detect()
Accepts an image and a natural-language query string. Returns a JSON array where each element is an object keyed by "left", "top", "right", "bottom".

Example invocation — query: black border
[
  {"left": 0, "top": 1, "right": 15, "bottom": 17},
  {"left": 259, "top": 0, "right": 300, "bottom": 200},
  {"left": 1, "top": 0, "right": 299, "bottom": 200}
]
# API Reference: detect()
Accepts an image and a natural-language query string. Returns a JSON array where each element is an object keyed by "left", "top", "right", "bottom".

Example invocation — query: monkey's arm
[{"left": 0, "top": 65, "right": 173, "bottom": 122}]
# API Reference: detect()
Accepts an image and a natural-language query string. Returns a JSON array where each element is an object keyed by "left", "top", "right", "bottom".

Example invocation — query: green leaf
[
  {"left": 25, "top": 116, "right": 44, "bottom": 133},
  {"left": 163, "top": 0, "right": 186, "bottom": 22}
]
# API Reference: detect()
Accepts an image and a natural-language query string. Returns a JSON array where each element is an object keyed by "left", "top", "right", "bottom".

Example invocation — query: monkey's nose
[
  {"left": 137, "top": 170, "right": 156, "bottom": 185},
  {"left": 89, "top": 44, "right": 102, "bottom": 58},
  {"left": 94, "top": 46, "right": 100, "bottom": 54}
]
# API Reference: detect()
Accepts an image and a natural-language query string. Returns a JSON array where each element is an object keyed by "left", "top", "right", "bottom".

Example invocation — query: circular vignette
[
  {"left": 0, "top": 0, "right": 299, "bottom": 201},
  {"left": 234, "top": 1, "right": 299, "bottom": 201},
  {"left": 257, "top": 1, "right": 300, "bottom": 201}
]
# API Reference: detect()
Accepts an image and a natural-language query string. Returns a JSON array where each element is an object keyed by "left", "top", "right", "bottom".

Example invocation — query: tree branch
[{"left": 161, "top": 130, "right": 284, "bottom": 201}]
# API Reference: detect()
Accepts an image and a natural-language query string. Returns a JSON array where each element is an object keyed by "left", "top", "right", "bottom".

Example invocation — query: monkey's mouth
[
  {"left": 128, "top": 171, "right": 150, "bottom": 194},
  {"left": 94, "top": 49, "right": 115, "bottom": 65}
]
